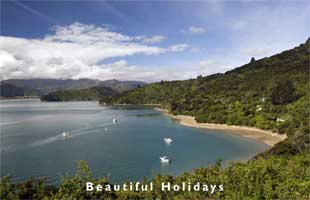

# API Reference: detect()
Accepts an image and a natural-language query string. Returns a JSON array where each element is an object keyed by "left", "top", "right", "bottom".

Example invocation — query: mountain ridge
[
  {"left": 0, "top": 78, "right": 146, "bottom": 97},
  {"left": 40, "top": 86, "right": 117, "bottom": 102}
]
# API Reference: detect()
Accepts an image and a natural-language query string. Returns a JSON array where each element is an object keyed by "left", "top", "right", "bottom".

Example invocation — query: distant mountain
[
  {"left": 40, "top": 86, "right": 117, "bottom": 102},
  {"left": 0, "top": 83, "right": 24, "bottom": 98},
  {"left": 99, "top": 79, "right": 145, "bottom": 93},
  {"left": 0, "top": 83, "right": 41, "bottom": 98},
  {"left": 1, "top": 78, "right": 146, "bottom": 97}
]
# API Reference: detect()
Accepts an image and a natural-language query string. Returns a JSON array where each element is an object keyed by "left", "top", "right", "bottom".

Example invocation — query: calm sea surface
[{"left": 0, "top": 99, "right": 268, "bottom": 184}]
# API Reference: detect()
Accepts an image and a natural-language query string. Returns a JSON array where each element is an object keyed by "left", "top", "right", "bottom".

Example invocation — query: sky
[{"left": 0, "top": 1, "right": 309, "bottom": 82}]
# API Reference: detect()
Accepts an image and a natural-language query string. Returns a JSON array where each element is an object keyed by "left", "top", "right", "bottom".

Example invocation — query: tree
[
  {"left": 271, "top": 80, "right": 297, "bottom": 105},
  {"left": 250, "top": 57, "right": 256, "bottom": 63}
]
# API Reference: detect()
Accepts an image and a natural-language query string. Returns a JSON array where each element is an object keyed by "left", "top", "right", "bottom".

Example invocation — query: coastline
[{"left": 155, "top": 108, "right": 287, "bottom": 147}]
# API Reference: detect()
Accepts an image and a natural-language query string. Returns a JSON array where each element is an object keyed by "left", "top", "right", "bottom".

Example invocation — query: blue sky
[{"left": 1, "top": 1, "right": 309, "bottom": 82}]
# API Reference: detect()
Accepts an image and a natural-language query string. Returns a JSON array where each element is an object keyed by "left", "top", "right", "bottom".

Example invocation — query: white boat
[
  {"left": 159, "top": 156, "right": 170, "bottom": 163},
  {"left": 113, "top": 118, "right": 117, "bottom": 124},
  {"left": 62, "top": 132, "right": 70, "bottom": 138},
  {"left": 164, "top": 138, "right": 173, "bottom": 144}
]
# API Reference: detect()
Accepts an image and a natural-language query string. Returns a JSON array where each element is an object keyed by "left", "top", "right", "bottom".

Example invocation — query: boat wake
[{"left": 28, "top": 122, "right": 114, "bottom": 148}]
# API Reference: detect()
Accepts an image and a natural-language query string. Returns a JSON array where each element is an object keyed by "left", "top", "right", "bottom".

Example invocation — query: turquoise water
[{"left": 0, "top": 99, "right": 268, "bottom": 184}]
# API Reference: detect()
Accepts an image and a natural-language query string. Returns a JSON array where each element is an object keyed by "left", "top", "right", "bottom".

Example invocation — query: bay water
[{"left": 0, "top": 99, "right": 268, "bottom": 184}]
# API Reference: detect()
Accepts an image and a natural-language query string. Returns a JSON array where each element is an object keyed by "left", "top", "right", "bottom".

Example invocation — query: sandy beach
[{"left": 155, "top": 108, "right": 287, "bottom": 147}]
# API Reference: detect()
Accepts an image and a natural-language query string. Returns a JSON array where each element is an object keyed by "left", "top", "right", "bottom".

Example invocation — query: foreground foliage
[{"left": 1, "top": 151, "right": 309, "bottom": 199}]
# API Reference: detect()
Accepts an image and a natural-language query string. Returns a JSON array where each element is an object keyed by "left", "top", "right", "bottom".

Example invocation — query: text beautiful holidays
[{"left": 86, "top": 182, "right": 224, "bottom": 194}]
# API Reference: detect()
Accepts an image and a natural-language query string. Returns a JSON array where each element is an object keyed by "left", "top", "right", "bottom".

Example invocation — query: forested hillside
[
  {"left": 107, "top": 40, "right": 309, "bottom": 139},
  {"left": 40, "top": 86, "right": 117, "bottom": 102}
]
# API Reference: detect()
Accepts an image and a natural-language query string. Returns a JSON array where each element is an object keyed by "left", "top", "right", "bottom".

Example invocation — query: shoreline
[{"left": 155, "top": 108, "right": 287, "bottom": 147}]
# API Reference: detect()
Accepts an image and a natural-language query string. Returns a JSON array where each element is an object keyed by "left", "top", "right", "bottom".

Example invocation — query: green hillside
[
  {"left": 107, "top": 40, "right": 309, "bottom": 139},
  {"left": 40, "top": 86, "right": 117, "bottom": 102}
]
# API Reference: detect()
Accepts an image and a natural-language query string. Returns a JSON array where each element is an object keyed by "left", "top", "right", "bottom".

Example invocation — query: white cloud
[
  {"left": 0, "top": 22, "right": 194, "bottom": 81},
  {"left": 190, "top": 47, "right": 201, "bottom": 53},
  {"left": 197, "top": 59, "right": 231, "bottom": 74},
  {"left": 0, "top": 51, "right": 22, "bottom": 80},
  {"left": 240, "top": 48, "right": 270, "bottom": 58},
  {"left": 169, "top": 44, "right": 190, "bottom": 52},
  {"left": 65, "top": 59, "right": 190, "bottom": 82},
  {"left": 141, "top": 35, "right": 166, "bottom": 44},
  {"left": 199, "top": 59, "right": 215, "bottom": 66},
  {"left": 2, "top": 2, "right": 308, "bottom": 83},
  {"left": 228, "top": 3, "right": 310, "bottom": 62},
  {"left": 45, "top": 22, "right": 132, "bottom": 44},
  {"left": 0, "top": 41, "right": 223, "bottom": 82},
  {"left": 187, "top": 26, "right": 206, "bottom": 34},
  {"left": 142, "top": 59, "right": 233, "bottom": 82},
  {"left": 0, "top": 23, "right": 178, "bottom": 80}
]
